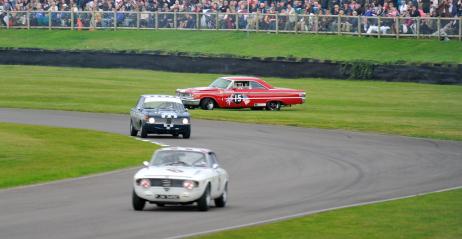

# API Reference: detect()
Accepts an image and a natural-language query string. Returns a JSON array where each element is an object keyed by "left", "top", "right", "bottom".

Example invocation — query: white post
[
  {"left": 315, "top": 15, "right": 319, "bottom": 34},
  {"left": 114, "top": 11, "right": 117, "bottom": 30},
  {"left": 459, "top": 17, "right": 461, "bottom": 41},
  {"left": 137, "top": 12, "right": 140, "bottom": 29},
  {"left": 27, "top": 11, "right": 31, "bottom": 30},
  {"left": 256, "top": 12, "right": 259, "bottom": 32},
  {"left": 276, "top": 13, "right": 279, "bottom": 34},
  {"left": 236, "top": 13, "right": 239, "bottom": 31},
  {"left": 174, "top": 12, "right": 177, "bottom": 29},
  {"left": 337, "top": 15, "right": 341, "bottom": 35},
  {"left": 437, "top": 17, "right": 440, "bottom": 39},
  {"left": 416, "top": 17, "right": 420, "bottom": 38},
  {"left": 6, "top": 11, "right": 10, "bottom": 29},
  {"left": 155, "top": 12, "right": 158, "bottom": 29}
]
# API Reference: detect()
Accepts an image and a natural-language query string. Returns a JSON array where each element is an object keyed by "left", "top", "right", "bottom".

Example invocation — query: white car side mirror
[
  {"left": 143, "top": 161, "right": 149, "bottom": 167},
  {"left": 212, "top": 164, "right": 219, "bottom": 169}
]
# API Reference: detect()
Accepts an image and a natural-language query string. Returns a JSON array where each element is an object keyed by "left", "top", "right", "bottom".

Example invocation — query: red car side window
[{"left": 250, "top": 81, "right": 266, "bottom": 89}]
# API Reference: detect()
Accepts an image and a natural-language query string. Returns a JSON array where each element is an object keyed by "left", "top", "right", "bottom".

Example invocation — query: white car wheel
[
  {"left": 198, "top": 185, "right": 211, "bottom": 211},
  {"left": 132, "top": 190, "right": 146, "bottom": 211},
  {"left": 214, "top": 183, "right": 228, "bottom": 208}
]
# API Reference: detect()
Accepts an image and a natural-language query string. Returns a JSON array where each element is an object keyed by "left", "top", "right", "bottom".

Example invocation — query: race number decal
[
  {"left": 226, "top": 94, "right": 250, "bottom": 105},
  {"left": 233, "top": 94, "right": 244, "bottom": 104}
]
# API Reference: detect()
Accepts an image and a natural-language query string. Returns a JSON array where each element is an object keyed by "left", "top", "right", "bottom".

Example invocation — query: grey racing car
[{"left": 130, "top": 95, "right": 191, "bottom": 138}]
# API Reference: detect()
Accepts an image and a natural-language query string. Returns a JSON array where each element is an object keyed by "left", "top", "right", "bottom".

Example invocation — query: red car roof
[{"left": 222, "top": 76, "right": 273, "bottom": 89}]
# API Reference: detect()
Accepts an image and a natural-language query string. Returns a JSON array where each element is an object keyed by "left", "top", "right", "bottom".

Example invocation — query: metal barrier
[{"left": 2, "top": 11, "right": 461, "bottom": 40}]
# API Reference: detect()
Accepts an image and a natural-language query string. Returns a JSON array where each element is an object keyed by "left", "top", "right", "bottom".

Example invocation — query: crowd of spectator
[
  {"left": 1, "top": 0, "right": 462, "bottom": 37},
  {"left": 1, "top": 0, "right": 461, "bottom": 16}
]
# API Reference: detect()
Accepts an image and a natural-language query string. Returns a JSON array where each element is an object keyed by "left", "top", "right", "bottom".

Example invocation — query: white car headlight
[
  {"left": 148, "top": 118, "right": 155, "bottom": 124},
  {"left": 139, "top": 179, "right": 151, "bottom": 188},
  {"left": 183, "top": 180, "right": 195, "bottom": 190},
  {"left": 182, "top": 118, "right": 189, "bottom": 124}
]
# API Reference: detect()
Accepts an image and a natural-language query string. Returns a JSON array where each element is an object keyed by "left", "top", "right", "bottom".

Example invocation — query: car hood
[
  {"left": 142, "top": 109, "right": 188, "bottom": 117},
  {"left": 272, "top": 87, "right": 304, "bottom": 93},
  {"left": 178, "top": 87, "right": 221, "bottom": 93},
  {"left": 135, "top": 166, "right": 205, "bottom": 179}
]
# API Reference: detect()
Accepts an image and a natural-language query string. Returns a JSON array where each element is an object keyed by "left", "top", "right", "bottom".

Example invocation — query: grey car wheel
[
  {"left": 200, "top": 98, "right": 215, "bottom": 110},
  {"left": 130, "top": 121, "right": 138, "bottom": 136},
  {"left": 140, "top": 124, "right": 148, "bottom": 138},
  {"left": 266, "top": 101, "right": 281, "bottom": 111},
  {"left": 182, "top": 127, "right": 191, "bottom": 139}
]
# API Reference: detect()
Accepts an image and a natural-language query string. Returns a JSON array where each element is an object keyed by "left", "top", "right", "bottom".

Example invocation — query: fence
[{"left": 2, "top": 11, "right": 461, "bottom": 40}]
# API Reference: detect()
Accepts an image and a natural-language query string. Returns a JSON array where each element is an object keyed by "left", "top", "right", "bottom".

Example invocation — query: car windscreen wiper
[{"left": 165, "top": 161, "right": 189, "bottom": 166}]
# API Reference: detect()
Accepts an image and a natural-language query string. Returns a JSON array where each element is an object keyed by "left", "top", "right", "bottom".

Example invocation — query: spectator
[
  {"left": 436, "top": 0, "right": 451, "bottom": 16},
  {"left": 409, "top": 4, "right": 419, "bottom": 16},
  {"left": 457, "top": 0, "right": 462, "bottom": 16}
]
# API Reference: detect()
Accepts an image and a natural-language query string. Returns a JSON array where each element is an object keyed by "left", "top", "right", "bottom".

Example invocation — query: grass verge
[
  {"left": 1, "top": 65, "right": 461, "bottom": 141},
  {"left": 0, "top": 30, "right": 461, "bottom": 64},
  {"left": 193, "top": 188, "right": 462, "bottom": 239},
  {"left": 0, "top": 122, "right": 157, "bottom": 189}
]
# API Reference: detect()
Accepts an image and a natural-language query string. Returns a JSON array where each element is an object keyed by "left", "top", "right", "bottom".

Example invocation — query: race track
[{"left": 1, "top": 108, "right": 462, "bottom": 239}]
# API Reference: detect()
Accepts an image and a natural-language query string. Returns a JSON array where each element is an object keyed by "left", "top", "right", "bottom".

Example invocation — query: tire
[
  {"left": 132, "top": 190, "right": 146, "bottom": 211},
  {"left": 197, "top": 185, "right": 211, "bottom": 211},
  {"left": 214, "top": 183, "right": 228, "bottom": 208},
  {"left": 200, "top": 98, "right": 215, "bottom": 110},
  {"left": 182, "top": 127, "right": 191, "bottom": 139},
  {"left": 266, "top": 101, "right": 281, "bottom": 111},
  {"left": 140, "top": 124, "right": 148, "bottom": 138},
  {"left": 130, "top": 121, "right": 138, "bottom": 136}
]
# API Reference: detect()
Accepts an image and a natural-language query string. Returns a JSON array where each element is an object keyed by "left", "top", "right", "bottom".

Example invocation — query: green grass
[
  {"left": 193, "top": 189, "right": 462, "bottom": 239},
  {"left": 0, "top": 30, "right": 461, "bottom": 64},
  {"left": 0, "top": 122, "right": 157, "bottom": 188},
  {"left": 1, "top": 65, "right": 461, "bottom": 141}
]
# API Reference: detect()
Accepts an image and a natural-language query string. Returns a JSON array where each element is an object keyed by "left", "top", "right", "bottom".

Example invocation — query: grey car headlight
[
  {"left": 182, "top": 118, "right": 189, "bottom": 124},
  {"left": 148, "top": 118, "right": 155, "bottom": 124}
]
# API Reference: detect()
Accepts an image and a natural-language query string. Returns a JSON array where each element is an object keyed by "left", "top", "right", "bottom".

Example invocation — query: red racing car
[{"left": 176, "top": 76, "right": 306, "bottom": 111}]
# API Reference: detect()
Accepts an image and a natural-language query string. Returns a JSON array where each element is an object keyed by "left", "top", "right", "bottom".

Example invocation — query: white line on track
[
  {"left": 163, "top": 185, "right": 462, "bottom": 239},
  {"left": 133, "top": 137, "right": 170, "bottom": 147}
]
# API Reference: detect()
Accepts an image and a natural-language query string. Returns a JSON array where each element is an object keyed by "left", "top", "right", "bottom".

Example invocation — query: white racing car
[{"left": 132, "top": 147, "right": 229, "bottom": 211}]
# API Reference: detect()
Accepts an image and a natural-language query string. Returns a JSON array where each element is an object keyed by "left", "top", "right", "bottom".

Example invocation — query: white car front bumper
[{"left": 134, "top": 185, "right": 205, "bottom": 203}]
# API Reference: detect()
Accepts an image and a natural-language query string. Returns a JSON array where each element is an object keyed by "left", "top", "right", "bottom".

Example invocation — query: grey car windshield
[
  {"left": 142, "top": 101, "right": 185, "bottom": 111},
  {"left": 209, "top": 78, "right": 231, "bottom": 89},
  {"left": 151, "top": 151, "right": 208, "bottom": 167}
]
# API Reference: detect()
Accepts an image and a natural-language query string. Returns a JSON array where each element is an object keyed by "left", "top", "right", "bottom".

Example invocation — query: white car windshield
[
  {"left": 209, "top": 78, "right": 231, "bottom": 89},
  {"left": 151, "top": 151, "right": 208, "bottom": 167},
  {"left": 143, "top": 101, "right": 185, "bottom": 111}
]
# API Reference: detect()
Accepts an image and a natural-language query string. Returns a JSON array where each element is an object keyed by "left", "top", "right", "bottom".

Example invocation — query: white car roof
[
  {"left": 157, "top": 147, "right": 213, "bottom": 154},
  {"left": 142, "top": 95, "right": 182, "bottom": 104}
]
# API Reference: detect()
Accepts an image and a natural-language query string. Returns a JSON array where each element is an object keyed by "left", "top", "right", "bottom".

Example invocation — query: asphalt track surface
[{"left": 1, "top": 108, "right": 462, "bottom": 239}]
